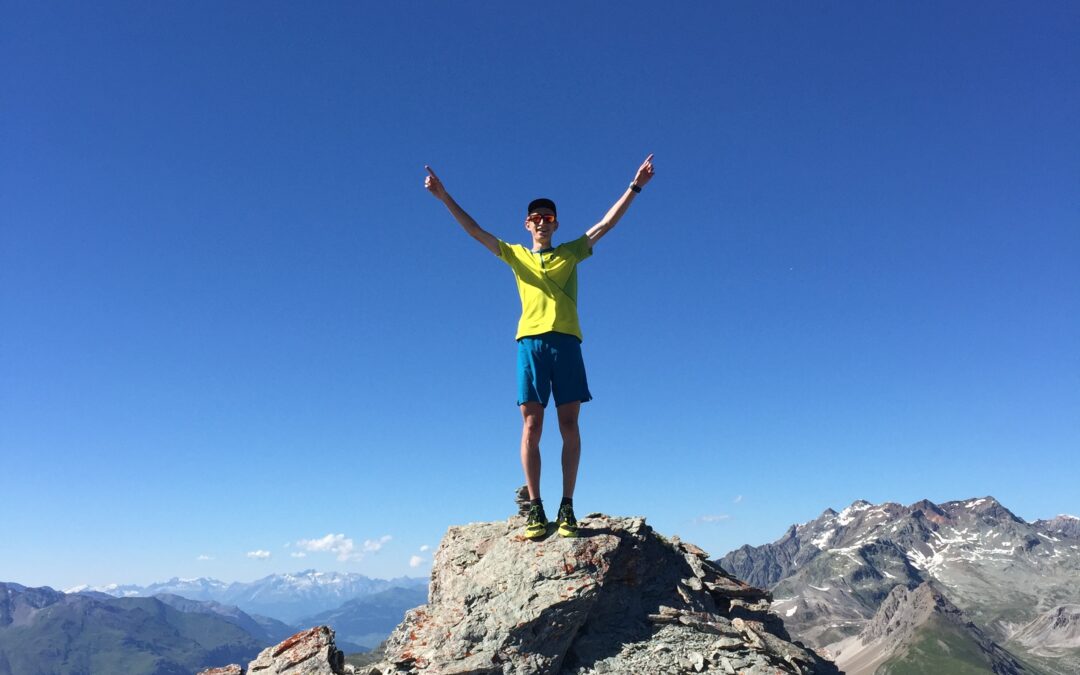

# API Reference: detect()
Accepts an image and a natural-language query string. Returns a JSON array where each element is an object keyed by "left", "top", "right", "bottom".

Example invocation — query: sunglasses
[{"left": 526, "top": 214, "right": 556, "bottom": 225}]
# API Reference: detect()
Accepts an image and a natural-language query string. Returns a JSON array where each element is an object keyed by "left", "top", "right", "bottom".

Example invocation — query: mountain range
[
  {"left": 71, "top": 569, "right": 428, "bottom": 624},
  {"left": 2, "top": 571, "right": 431, "bottom": 675},
  {"left": 9, "top": 497, "right": 1078, "bottom": 673},
  {"left": 296, "top": 586, "right": 428, "bottom": 650},
  {"left": 719, "top": 497, "right": 1080, "bottom": 674},
  {"left": 0, "top": 582, "right": 265, "bottom": 675}
]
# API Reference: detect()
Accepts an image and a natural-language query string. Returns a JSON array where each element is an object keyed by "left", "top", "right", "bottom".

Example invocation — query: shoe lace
[
  {"left": 527, "top": 503, "right": 546, "bottom": 525},
  {"left": 559, "top": 504, "right": 577, "bottom": 526}
]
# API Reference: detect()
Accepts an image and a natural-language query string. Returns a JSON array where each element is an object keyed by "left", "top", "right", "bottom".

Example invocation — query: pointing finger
[{"left": 425, "top": 165, "right": 440, "bottom": 179}]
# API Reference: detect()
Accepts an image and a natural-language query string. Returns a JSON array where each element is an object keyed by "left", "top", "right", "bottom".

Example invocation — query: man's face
[{"left": 525, "top": 208, "right": 558, "bottom": 244}]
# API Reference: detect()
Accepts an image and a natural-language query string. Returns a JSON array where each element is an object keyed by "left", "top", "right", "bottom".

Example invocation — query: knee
[
  {"left": 558, "top": 416, "right": 579, "bottom": 436},
  {"left": 523, "top": 415, "right": 544, "bottom": 436}
]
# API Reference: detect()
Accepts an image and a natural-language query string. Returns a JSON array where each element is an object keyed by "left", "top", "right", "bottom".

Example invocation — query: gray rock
[
  {"left": 197, "top": 667, "right": 244, "bottom": 675},
  {"left": 246, "top": 626, "right": 346, "bottom": 674},
  {"left": 371, "top": 513, "right": 837, "bottom": 674},
  {"left": 514, "top": 485, "right": 532, "bottom": 516}
]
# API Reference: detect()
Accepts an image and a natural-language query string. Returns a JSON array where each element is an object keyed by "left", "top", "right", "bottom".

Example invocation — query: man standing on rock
[{"left": 423, "top": 155, "right": 655, "bottom": 539}]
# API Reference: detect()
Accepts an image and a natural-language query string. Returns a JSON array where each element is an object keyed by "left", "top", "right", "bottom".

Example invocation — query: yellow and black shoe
[
  {"left": 524, "top": 503, "right": 548, "bottom": 540},
  {"left": 557, "top": 502, "right": 579, "bottom": 538}
]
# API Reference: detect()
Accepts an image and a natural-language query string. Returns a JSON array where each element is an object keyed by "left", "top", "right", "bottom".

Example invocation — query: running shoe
[
  {"left": 557, "top": 502, "right": 579, "bottom": 538},
  {"left": 524, "top": 503, "right": 548, "bottom": 540}
]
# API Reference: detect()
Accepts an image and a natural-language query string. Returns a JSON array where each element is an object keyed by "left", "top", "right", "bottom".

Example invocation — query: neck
[{"left": 532, "top": 239, "right": 552, "bottom": 252}]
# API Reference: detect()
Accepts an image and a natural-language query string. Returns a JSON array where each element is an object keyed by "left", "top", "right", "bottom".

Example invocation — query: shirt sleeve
[
  {"left": 496, "top": 239, "right": 516, "bottom": 265},
  {"left": 566, "top": 234, "right": 593, "bottom": 262}
]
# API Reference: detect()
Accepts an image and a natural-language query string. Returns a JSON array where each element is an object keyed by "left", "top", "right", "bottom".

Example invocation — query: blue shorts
[{"left": 517, "top": 332, "right": 593, "bottom": 408}]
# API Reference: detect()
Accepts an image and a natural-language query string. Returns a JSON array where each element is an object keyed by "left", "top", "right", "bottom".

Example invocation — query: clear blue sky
[{"left": 2, "top": 2, "right": 1078, "bottom": 590}]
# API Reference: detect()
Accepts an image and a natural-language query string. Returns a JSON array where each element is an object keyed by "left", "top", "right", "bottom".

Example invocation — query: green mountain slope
[
  {"left": 0, "top": 586, "right": 265, "bottom": 675},
  {"left": 879, "top": 615, "right": 1023, "bottom": 675}
]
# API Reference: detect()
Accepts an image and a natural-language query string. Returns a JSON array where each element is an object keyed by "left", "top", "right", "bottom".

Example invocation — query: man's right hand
[{"left": 424, "top": 165, "right": 447, "bottom": 201}]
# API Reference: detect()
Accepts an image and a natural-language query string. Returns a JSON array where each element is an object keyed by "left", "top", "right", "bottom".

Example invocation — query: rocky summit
[{"left": 361, "top": 512, "right": 838, "bottom": 675}]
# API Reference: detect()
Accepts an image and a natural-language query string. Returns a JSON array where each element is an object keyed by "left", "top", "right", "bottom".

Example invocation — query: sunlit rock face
[{"left": 372, "top": 512, "right": 837, "bottom": 675}]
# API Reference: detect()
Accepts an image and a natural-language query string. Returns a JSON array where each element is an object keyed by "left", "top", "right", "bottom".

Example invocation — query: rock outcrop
[
  {"left": 828, "top": 582, "right": 1031, "bottom": 675},
  {"left": 200, "top": 667, "right": 245, "bottom": 675},
  {"left": 197, "top": 626, "right": 347, "bottom": 675},
  {"left": 1008, "top": 604, "right": 1080, "bottom": 673},
  {"left": 364, "top": 511, "right": 837, "bottom": 674},
  {"left": 1012, "top": 604, "right": 1080, "bottom": 654}
]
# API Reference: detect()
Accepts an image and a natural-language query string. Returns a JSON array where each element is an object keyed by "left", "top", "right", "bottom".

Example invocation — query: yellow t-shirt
[{"left": 497, "top": 234, "right": 593, "bottom": 341}]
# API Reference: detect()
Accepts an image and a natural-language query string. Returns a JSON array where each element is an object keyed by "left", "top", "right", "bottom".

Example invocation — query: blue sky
[{"left": 2, "top": 2, "right": 1078, "bottom": 590}]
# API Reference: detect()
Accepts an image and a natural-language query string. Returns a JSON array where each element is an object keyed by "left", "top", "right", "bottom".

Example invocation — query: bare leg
[
  {"left": 557, "top": 401, "right": 581, "bottom": 500},
  {"left": 520, "top": 402, "right": 544, "bottom": 501}
]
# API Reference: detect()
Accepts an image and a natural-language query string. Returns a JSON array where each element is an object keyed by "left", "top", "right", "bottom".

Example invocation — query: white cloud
[
  {"left": 196, "top": 554, "right": 214, "bottom": 561},
  {"left": 293, "top": 533, "right": 393, "bottom": 562},
  {"left": 734, "top": 495, "right": 744, "bottom": 504},
  {"left": 247, "top": 550, "right": 272, "bottom": 559},
  {"left": 409, "top": 555, "right": 425, "bottom": 568},
  {"left": 291, "top": 551, "right": 307, "bottom": 558},
  {"left": 419, "top": 545, "right": 430, "bottom": 553},
  {"left": 363, "top": 535, "right": 392, "bottom": 553},
  {"left": 297, "top": 533, "right": 359, "bottom": 561},
  {"left": 696, "top": 514, "right": 731, "bottom": 524}
]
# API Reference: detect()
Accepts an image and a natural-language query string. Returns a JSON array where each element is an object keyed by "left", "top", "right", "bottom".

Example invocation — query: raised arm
[
  {"left": 424, "top": 166, "right": 500, "bottom": 256},
  {"left": 586, "top": 154, "right": 655, "bottom": 249}
]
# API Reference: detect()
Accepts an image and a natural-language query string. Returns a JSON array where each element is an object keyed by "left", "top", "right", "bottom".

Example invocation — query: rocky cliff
[{"left": 366, "top": 512, "right": 837, "bottom": 675}]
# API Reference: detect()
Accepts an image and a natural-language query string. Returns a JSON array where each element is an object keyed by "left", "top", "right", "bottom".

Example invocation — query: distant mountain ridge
[
  {"left": 719, "top": 496, "right": 1080, "bottom": 675},
  {"left": 296, "top": 586, "right": 428, "bottom": 650},
  {"left": 1033, "top": 515, "right": 1080, "bottom": 539},
  {"left": 832, "top": 582, "right": 1032, "bottom": 674},
  {"left": 1, "top": 572, "right": 431, "bottom": 674},
  {"left": 0, "top": 582, "right": 266, "bottom": 675},
  {"left": 74, "top": 569, "right": 428, "bottom": 623}
]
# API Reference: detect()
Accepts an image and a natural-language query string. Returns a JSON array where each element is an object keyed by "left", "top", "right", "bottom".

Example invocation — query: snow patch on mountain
[
  {"left": 812, "top": 529, "right": 836, "bottom": 549},
  {"left": 837, "top": 500, "right": 873, "bottom": 526}
]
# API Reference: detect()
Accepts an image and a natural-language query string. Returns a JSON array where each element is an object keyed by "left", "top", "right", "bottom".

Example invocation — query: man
[{"left": 423, "top": 155, "right": 655, "bottom": 539}]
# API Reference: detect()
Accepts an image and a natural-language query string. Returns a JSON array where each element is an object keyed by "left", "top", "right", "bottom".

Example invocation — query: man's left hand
[{"left": 633, "top": 154, "right": 655, "bottom": 188}]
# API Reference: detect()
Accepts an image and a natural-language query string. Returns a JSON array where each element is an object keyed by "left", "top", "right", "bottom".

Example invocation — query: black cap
[{"left": 527, "top": 198, "right": 556, "bottom": 216}]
